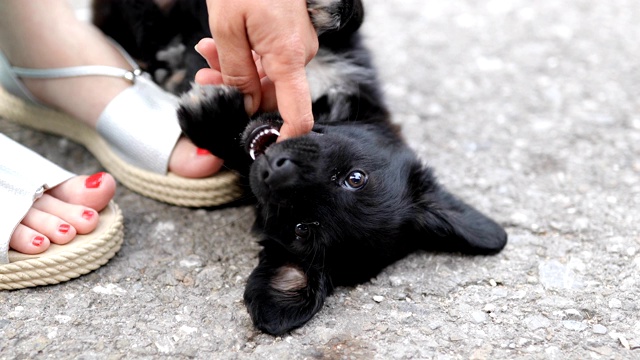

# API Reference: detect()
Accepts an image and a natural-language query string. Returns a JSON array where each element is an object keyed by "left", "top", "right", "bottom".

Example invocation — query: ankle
[{"left": 22, "top": 75, "right": 131, "bottom": 127}]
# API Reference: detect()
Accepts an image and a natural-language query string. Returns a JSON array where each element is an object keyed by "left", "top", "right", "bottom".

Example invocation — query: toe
[
  {"left": 47, "top": 172, "right": 116, "bottom": 212},
  {"left": 9, "top": 224, "right": 51, "bottom": 255},
  {"left": 31, "top": 194, "right": 100, "bottom": 235},
  {"left": 169, "top": 137, "right": 224, "bottom": 178},
  {"left": 20, "top": 207, "right": 77, "bottom": 245}
]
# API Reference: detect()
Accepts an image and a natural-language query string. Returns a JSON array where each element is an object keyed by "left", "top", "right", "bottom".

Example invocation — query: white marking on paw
[{"left": 270, "top": 265, "right": 307, "bottom": 292}]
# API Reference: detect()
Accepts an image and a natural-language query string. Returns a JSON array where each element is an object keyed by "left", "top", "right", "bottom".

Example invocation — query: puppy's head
[{"left": 244, "top": 118, "right": 507, "bottom": 267}]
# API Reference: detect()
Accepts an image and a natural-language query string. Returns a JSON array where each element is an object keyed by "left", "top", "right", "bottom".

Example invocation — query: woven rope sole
[
  {"left": 0, "top": 202, "right": 124, "bottom": 290},
  {"left": 0, "top": 86, "right": 244, "bottom": 207}
]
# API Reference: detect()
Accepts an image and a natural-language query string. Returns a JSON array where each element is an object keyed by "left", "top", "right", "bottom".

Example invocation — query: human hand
[{"left": 201, "top": 0, "right": 319, "bottom": 140}]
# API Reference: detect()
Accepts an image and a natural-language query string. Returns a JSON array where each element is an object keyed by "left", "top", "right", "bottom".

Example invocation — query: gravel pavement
[{"left": 1, "top": 0, "right": 639, "bottom": 358}]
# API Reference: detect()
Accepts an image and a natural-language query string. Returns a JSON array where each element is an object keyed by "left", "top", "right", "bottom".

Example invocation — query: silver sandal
[{"left": 0, "top": 41, "right": 242, "bottom": 207}]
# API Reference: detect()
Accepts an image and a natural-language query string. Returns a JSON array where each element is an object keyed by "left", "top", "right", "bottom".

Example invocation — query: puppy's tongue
[{"left": 246, "top": 125, "right": 280, "bottom": 160}]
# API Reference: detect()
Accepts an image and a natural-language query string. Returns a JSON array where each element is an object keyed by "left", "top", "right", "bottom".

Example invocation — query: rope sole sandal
[
  {"left": 0, "top": 134, "right": 124, "bottom": 290},
  {"left": 0, "top": 43, "right": 243, "bottom": 208}
]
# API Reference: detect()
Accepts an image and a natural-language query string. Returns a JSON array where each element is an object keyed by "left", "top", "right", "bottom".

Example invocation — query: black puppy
[
  {"left": 177, "top": 0, "right": 507, "bottom": 335},
  {"left": 95, "top": 0, "right": 507, "bottom": 335}
]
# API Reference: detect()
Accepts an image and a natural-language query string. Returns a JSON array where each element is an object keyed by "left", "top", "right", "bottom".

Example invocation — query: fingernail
[
  {"left": 194, "top": 43, "right": 202, "bottom": 56},
  {"left": 58, "top": 224, "right": 71, "bottom": 234},
  {"left": 244, "top": 95, "right": 253, "bottom": 115},
  {"left": 32, "top": 236, "right": 45, "bottom": 247},
  {"left": 85, "top": 172, "right": 106, "bottom": 189},
  {"left": 196, "top": 148, "right": 211, "bottom": 156},
  {"left": 82, "top": 210, "right": 95, "bottom": 221}
]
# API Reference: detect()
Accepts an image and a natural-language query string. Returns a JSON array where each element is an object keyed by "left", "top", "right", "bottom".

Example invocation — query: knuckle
[{"left": 220, "top": 73, "right": 258, "bottom": 92}]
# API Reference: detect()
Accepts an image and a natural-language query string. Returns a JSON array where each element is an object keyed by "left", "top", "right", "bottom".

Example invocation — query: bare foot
[
  {"left": 0, "top": 1, "right": 223, "bottom": 178},
  {"left": 9, "top": 172, "right": 116, "bottom": 255}
]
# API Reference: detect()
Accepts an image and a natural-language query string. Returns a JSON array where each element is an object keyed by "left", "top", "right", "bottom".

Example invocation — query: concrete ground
[{"left": 1, "top": 0, "right": 639, "bottom": 358}]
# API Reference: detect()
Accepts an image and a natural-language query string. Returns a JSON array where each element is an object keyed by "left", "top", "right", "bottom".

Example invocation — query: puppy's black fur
[{"left": 94, "top": 0, "right": 507, "bottom": 335}]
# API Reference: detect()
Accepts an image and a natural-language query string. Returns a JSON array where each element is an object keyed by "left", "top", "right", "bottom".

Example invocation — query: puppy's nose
[{"left": 262, "top": 155, "right": 297, "bottom": 187}]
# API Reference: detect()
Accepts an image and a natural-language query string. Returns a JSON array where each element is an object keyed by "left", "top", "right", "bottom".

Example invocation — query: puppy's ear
[
  {"left": 244, "top": 241, "right": 332, "bottom": 335},
  {"left": 410, "top": 165, "right": 508, "bottom": 254}
]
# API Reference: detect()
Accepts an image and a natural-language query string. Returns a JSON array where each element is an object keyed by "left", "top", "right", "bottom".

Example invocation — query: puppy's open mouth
[{"left": 246, "top": 125, "right": 280, "bottom": 160}]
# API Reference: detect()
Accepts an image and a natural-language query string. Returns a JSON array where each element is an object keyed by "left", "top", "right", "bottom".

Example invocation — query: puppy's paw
[
  {"left": 244, "top": 269, "right": 325, "bottom": 335},
  {"left": 244, "top": 250, "right": 330, "bottom": 335},
  {"left": 307, "top": 0, "right": 344, "bottom": 35},
  {"left": 177, "top": 84, "right": 250, "bottom": 162}
]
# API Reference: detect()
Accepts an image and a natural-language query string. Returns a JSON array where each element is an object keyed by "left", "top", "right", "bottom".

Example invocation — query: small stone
[
  {"left": 619, "top": 336, "right": 631, "bottom": 350},
  {"left": 394, "top": 293, "right": 407, "bottom": 300},
  {"left": 592, "top": 324, "right": 607, "bottom": 334},
  {"left": 388, "top": 276, "right": 404, "bottom": 287},
  {"left": 489, "top": 279, "right": 498, "bottom": 287},
  {"left": 608, "top": 298, "right": 622, "bottom": 309},
  {"left": 572, "top": 217, "right": 589, "bottom": 230},
  {"left": 92, "top": 284, "right": 127, "bottom": 296},
  {"left": 538, "top": 260, "right": 583, "bottom": 290},
  {"left": 564, "top": 309, "right": 583, "bottom": 321},
  {"left": 483, "top": 304, "right": 496, "bottom": 313},
  {"left": 179, "top": 255, "right": 203, "bottom": 268},
  {"left": 55, "top": 315, "right": 72, "bottom": 324},
  {"left": 525, "top": 315, "right": 551, "bottom": 330},
  {"left": 510, "top": 212, "right": 528, "bottom": 225},
  {"left": 563, "top": 320, "right": 587, "bottom": 331},
  {"left": 472, "top": 311, "right": 488, "bottom": 323},
  {"left": 179, "top": 325, "right": 198, "bottom": 335},
  {"left": 373, "top": 295, "right": 384, "bottom": 303}
]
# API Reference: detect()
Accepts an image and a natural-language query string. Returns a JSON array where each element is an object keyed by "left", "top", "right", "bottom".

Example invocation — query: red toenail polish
[
  {"left": 196, "top": 148, "right": 211, "bottom": 156},
  {"left": 58, "top": 224, "right": 71, "bottom": 234},
  {"left": 85, "top": 172, "right": 106, "bottom": 189},
  {"left": 82, "top": 210, "right": 95, "bottom": 220},
  {"left": 32, "top": 236, "right": 45, "bottom": 247}
]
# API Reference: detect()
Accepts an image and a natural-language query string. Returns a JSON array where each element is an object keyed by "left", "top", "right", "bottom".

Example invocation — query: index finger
[{"left": 272, "top": 69, "right": 315, "bottom": 140}]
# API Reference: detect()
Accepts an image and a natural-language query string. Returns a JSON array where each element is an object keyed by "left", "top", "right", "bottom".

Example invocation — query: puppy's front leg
[
  {"left": 244, "top": 241, "right": 332, "bottom": 335},
  {"left": 177, "top": 85, "right": 251, "bottom": 170}
]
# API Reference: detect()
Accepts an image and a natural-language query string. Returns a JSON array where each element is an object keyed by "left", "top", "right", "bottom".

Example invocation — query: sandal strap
[
  {"left": 0, "top": 39, "right": 141, "bottom": 104},
  {"left": 0, "top": 40, "right": 183, "bottom": 175},
  {"left": 0, "top": 134, "right": 75, "bottom": 264},
  {"left": 9, "top": 40, "right": 141, "bottom": 82},
  {"left": 11, "top": 65, "right": 141, "bottom": 81},
  {"left": 96, "top": 75, "right": 182, "bottom": 174}
]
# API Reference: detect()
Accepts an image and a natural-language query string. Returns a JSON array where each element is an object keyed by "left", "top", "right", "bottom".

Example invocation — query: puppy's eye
[
  {"left": 344, "top": 170, "right": 368, "bottom": 190},
  {"left": 295, "top": 223, "right": 311, "bottom": 240}
]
